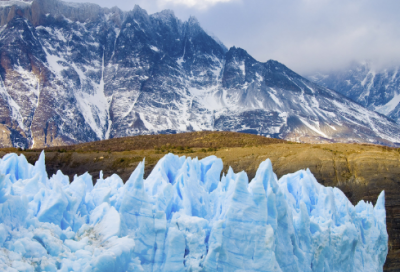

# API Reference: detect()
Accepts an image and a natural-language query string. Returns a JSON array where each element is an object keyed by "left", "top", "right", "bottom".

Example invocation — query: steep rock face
[
  {"left": 0, "top": 14, "right": 100, "bottom": 147},
  {"left": 1, "top": 0, "right": 400, "bottom": 148},
  {"left": 308, "top": 62, "right": 400, "bottom": 123},
  {"left": 212, "top": 50, "right": 400, "bottom": 145}
]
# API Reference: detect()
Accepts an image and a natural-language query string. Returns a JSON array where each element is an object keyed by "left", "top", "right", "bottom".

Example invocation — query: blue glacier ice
[{"left": 0, "top": 152, "right": 388, "bottom": 271}]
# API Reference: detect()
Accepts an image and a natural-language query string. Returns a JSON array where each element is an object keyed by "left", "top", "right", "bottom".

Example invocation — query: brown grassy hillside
[
  {"left": 33, "top": 131, "right": 286, "bottom": 152},
  {"left": 0, "top": 132, "right": 399, "bottom": 271}
]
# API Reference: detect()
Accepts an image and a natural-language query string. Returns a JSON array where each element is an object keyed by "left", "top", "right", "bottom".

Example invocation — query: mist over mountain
[
  {"left": 0, "top": 0, "right": 400, "bottom": 148},
  {"left": 308, "top": 62, "right": 400, "bottom": 124}
]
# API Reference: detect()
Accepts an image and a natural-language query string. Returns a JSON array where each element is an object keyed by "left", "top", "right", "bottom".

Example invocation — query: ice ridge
[{"left": 0, "top": 152, "right": 388, "bottom": 271}]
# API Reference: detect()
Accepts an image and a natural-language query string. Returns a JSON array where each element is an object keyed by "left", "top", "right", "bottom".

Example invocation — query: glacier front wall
[{"left": 0, "top": 152, "right": 388, "bottom": 272}]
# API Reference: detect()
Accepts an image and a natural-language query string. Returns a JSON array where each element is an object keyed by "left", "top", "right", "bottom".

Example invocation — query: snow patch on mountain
[{"left": 375, "top": 92, "right": 400, "bottom": 116}]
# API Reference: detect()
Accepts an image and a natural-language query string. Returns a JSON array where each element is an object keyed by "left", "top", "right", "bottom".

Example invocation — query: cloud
[
  {"left": 65, "top": 0, "right": 400, "bottom": 74},
  {"left": 157, "top": 0, "right": 236, "bottom": 9},
  {"left": 189, "top": 0, "right": 400, "bottom": 74}
]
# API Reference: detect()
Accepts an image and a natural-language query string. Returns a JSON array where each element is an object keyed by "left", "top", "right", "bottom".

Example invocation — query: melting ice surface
[{"left": 0, "top": 152, "right": 388, "bottom": 272}]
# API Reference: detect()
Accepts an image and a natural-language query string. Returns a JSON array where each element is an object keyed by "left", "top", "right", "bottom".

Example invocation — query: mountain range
[
  {"left": 308, "top": 61, "right": 400, "bottom": 124},
  {"left": 0, "top": 0, "right": 400, "bottom": 148}
]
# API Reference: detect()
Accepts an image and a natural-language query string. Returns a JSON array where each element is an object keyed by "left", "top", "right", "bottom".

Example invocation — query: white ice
[{"left": 0, "top": 152, "right": 388, "bottom": 271}]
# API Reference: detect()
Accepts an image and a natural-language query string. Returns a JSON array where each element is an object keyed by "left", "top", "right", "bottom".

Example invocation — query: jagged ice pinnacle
[{"left": 0, "top": 152, "right": 388, "bottom": 271}]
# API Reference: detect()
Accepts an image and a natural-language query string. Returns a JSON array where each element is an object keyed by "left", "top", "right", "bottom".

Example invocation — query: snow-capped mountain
[
  {"left": 308, "top": 62, "right": 400, "bottom": 124},
  {"left": 1, "top": 0, "right": 400, "bottom": 148}
]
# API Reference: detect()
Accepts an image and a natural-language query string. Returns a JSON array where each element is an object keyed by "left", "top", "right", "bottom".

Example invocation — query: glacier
[{"left": 0, "top": 152, "right": 388, "bottom": 272}]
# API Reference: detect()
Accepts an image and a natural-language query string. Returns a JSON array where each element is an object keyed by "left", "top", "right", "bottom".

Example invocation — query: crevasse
[{"left": 0, "top": 152, "right": 388, "bottom": 272}]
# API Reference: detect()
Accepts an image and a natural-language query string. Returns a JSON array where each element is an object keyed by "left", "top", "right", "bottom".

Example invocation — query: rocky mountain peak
[
  {"left": 152, "top": 9, "right": 176, "bottom": 21},
  {"left": 187, "top": 15, "right": 199, "bottom": 26},
  {"left": 130, "top": 4, "right": 149, "bottom": 21},
  {"left": 34, "top": 0, "right": 104, "bottom": 25},
  {"left": 226, "top": 46, "right": 250, "bottom": 59}
]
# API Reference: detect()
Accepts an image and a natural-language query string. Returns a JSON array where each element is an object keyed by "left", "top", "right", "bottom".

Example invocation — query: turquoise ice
[{"left": 0, "top": 152, "right": 388, "bottom": 271}]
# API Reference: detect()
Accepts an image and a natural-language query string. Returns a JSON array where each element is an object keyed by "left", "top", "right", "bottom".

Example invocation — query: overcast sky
[{"left": 68, "top": 0, "right": 400, "bottom": 75}]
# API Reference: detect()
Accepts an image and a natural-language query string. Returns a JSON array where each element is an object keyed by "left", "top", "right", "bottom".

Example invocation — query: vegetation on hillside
[{"left": 29, "top": 131, "right": 287, "bottom": 153}]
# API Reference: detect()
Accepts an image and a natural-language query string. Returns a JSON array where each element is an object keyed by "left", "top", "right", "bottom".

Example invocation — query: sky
[{"left": 68, "top": 0, "right": 400, "bottom": 75}]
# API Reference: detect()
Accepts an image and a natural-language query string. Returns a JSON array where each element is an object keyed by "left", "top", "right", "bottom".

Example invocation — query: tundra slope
[{"left": 0, "top": 0, "right": 400, "bottom": 148}]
